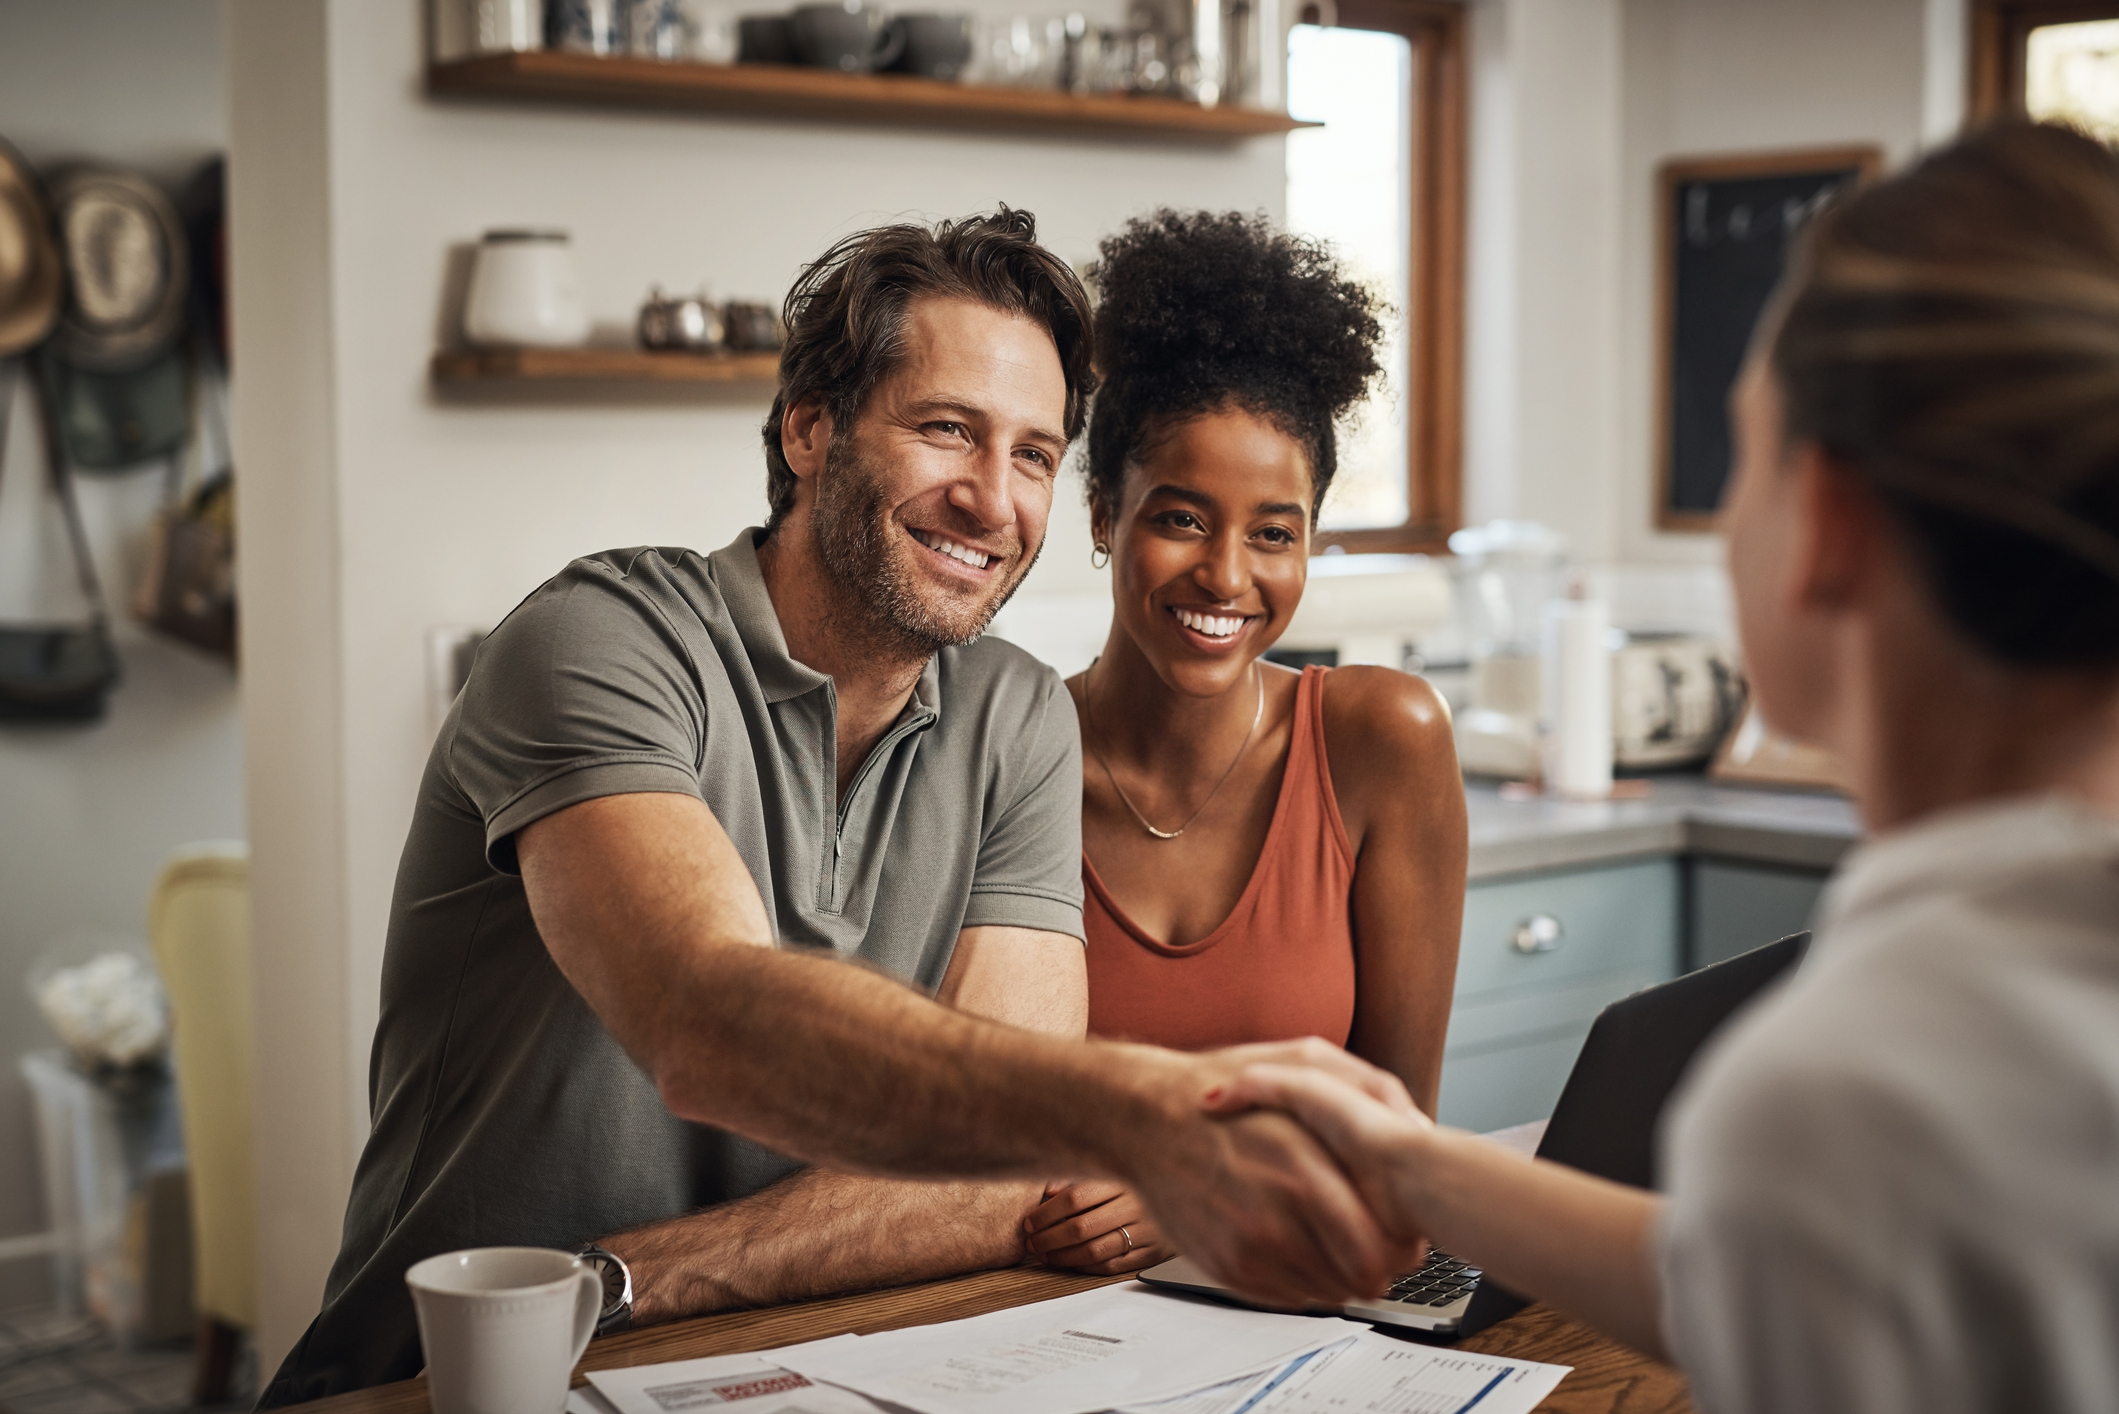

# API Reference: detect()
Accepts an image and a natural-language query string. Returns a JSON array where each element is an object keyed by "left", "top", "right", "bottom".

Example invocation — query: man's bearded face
[{"left": 811, "top": 425, "right": 1039, "bottom": 654}]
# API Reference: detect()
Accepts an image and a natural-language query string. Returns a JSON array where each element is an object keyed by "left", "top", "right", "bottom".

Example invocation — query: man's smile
[{"left": 909, "top": 526, "right": 1000, "bottom": 573}]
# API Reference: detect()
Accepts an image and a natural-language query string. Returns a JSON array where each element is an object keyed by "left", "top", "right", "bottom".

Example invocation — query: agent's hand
[
  {"left": 1023, "top": 1180, "right": 1175, "bottom": 1274},
  {"left": 1109, "top": 1038, "right": 1427, "bottom": 1307},
  {"left": 1202, "top": 1058, "right": 1436, "bottom": 1244}
]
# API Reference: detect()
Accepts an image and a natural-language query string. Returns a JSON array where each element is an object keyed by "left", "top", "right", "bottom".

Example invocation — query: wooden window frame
[
  {"left": 1305, "top": 0, "right": 1467, "bottom": 555},
  {"left": 1970, "top": 0, "right": 2119, "bottom": 119}
]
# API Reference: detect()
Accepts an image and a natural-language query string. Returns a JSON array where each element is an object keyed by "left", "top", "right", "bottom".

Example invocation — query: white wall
[
  {"left": 0, "top": 0, "right": 240, "bottom": 1310},
  {"left": 228, "top": 0, "right": 1289, "bottom": 1369},
  {"left": 1461, "top": 0, "right": 1626, "bottom": 562},
  {"left": 1455, "top": 0, "right": 1938, "bottom": 637},
  {"left": 1612, "top": 0, "right": 1930, "bottom": 570}
]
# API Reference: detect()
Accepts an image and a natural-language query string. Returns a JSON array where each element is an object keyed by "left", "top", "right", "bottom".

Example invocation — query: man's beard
[{"left": 810, "top": 433, "right": 1039, "bottom": 657}]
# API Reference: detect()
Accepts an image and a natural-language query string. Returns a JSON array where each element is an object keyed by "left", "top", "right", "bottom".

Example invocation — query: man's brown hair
[{"left": 761, "top": 207, "right": 1097, "bottom": 529}]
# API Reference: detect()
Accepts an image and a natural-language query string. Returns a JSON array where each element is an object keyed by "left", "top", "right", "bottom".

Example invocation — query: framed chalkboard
[{"left": 1657, "top": 146, "right": 1881, "bottom": 531}]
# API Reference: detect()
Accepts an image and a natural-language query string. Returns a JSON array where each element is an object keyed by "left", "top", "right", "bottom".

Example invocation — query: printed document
[
  {"left": 1119, "top": 1365, "right": 1279, "bottom": 1414},
  {"left": 1246, "top": 1330, "right": 1569, "bottom": 1414},
  {"left": 586, "top": 1351, "right": 890, "bottom": 1414},
  {"left": 771, "top": 1284, "right": 1368, "bottom": 1414}
]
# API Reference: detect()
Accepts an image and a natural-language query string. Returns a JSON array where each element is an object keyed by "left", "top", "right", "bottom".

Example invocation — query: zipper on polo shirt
[{"left": 820, "top": 708, "right": 934, "bottom": 915}]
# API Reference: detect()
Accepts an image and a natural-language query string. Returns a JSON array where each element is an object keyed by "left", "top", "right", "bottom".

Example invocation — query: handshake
[{"left": 1045, "top": 1037, "right": 1439, "bottom": 1310}]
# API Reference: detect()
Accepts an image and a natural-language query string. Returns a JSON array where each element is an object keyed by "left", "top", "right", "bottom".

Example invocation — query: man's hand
[
  {"left": 1108, "top": 1039, "right": 1428, "bottom": 1305},
  {"left": 1031, "top": 1038, "right": 1419, "bottom": 1281},
  {"left": 1207, "top": 1060, "right": 1669, "bottom": 1357},
  {"left": 1204, "top": 1060, "right": 1436, "bottom": 1245}
]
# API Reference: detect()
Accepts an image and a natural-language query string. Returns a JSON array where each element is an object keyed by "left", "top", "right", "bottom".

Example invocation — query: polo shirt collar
[
  {"left": 712, "top": 529, "right": 830, "bottom": 704},
  {"left": 710, "top": 528, "right": 944, "bottom": 728}
]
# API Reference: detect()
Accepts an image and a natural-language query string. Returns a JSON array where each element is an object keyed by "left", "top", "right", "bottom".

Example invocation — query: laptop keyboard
[{"left": 1383, "top": 1248, "right": 1482, "bottom": 1308}]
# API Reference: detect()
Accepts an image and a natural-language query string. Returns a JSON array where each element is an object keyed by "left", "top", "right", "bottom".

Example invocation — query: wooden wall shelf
[
  {"left": 428, "top": 51, "right": 1308, "bottom": 141},
  {"left": 431, "top": 347, "right": 782, "bottom": 386}
]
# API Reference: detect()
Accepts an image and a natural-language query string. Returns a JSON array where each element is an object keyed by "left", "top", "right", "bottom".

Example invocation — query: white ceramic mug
[
  {"left": 406, "top": 1247, "right": 603, "bottom": 1414},
  {"left": 463, "top": 231, "right": 592, "bottom": 349}
]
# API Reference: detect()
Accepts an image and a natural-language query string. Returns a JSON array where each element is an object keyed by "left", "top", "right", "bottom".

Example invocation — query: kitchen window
[
  {"left": 1972, "top": 0, "right": 2119, "bottom": 138},
  {"left": 1285, "top": 0, "right": 1465, "bottom": 553}
]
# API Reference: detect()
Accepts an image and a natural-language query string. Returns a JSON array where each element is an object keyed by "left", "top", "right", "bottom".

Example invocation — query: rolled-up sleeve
[
  {"left": 961, "top": 669, "right": 1085, "bottom": 941},
  {"left": 448, "top": 561, "right": 706, "bottom": 873}
]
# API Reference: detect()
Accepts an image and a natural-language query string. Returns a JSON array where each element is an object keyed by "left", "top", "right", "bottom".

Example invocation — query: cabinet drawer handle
[{"left": 1511, "top": 914, "right": 1564, "bottom": 954}]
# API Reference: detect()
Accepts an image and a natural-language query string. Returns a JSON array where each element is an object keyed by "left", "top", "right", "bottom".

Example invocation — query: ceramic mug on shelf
[
  {"left": 790, "top": 0, "right": 906, "bottom": 73},
  {"left": 463, "top": 230, "right": 592, "bottom": 349},
  {"left": 893, "top": 12, "right": 975, "bottom": 79},
  {"left": 405, "top": 1247, "right": 602, "bottom": 1414},
  {"left": 737, "top": 13, "right": 795, "bottom": 62}
]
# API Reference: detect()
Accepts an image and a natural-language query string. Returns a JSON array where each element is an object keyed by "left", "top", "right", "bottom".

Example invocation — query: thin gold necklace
[{"left": 1083, "top": 659, "right": 1264, "bottom": 840}]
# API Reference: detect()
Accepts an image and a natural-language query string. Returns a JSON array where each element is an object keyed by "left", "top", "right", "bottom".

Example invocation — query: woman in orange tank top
[{"left": 1021, "top": 212, "right": 1468, "bottom": 1276}]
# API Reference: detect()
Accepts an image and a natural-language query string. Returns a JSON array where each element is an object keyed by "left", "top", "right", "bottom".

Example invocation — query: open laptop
[{"left": 1140, "top": 930, "right": 1811, "bottom": 1339}]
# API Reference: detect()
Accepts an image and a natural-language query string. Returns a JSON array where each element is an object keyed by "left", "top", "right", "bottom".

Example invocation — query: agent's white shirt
[{"left": 1659, "top": 794, "right": 2119, "bottom": 1414}]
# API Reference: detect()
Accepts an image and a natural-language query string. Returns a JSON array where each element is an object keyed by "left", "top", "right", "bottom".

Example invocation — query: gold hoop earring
[{"left": 1090, "top": 542, "right": 1111, "bottom": 570}]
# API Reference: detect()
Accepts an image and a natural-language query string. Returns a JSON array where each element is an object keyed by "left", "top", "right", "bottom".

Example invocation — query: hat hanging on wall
[
  {"left": 0, "top": 139, "right": 62, "bottom": 358},
  {"left": 48, "top": 166, "right": 188, "bottom": 372},
  {"left": 43, "top": 166, "right": 194, "bottom": 470}
]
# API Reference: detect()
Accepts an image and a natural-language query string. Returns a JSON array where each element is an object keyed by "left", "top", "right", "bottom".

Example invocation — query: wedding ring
[{"left": 1120, "top": 1226, "right": 1133, "bottom": 1255}]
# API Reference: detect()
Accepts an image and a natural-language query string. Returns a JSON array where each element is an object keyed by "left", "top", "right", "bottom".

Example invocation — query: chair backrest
[{"left": 148, "top": 843, "right": 256, "bottom": 1331}]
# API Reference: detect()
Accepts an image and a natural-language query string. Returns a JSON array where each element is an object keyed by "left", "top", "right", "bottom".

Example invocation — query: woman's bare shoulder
[
  {"left": 1319, "top": 665, "right": 1455, "bottom": 763},
  {"left": 1318, "top": 666, "right": 1461, "bottom": 832}
]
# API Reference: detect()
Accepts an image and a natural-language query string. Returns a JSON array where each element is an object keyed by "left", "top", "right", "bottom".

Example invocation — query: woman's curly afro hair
[{"left": 1086, "top": 209, "right": 1386, "bottom": 523}]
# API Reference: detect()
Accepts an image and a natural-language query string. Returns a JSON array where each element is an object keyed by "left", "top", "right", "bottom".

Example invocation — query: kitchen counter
[{"left": 1467, "top": 775, "right": 1861, "bottom": 881}]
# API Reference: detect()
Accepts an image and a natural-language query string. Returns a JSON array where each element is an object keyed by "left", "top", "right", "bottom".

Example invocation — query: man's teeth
[
  {"left": 1174, "top": 608, "right": 1246, "bottom": 639},
  {"left": 911, "top": 530, "right": 993, "bottom": 569}
]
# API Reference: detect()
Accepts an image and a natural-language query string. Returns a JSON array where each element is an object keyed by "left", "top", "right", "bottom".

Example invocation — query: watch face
[{"left": 583, "top": 1252, "right": 626, "bottom": 1311}]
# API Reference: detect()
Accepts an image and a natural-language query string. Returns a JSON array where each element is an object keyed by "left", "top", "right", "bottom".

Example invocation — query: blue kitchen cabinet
[
  {"left": 1436, "top": 858, "right": 1681, "bottom": 1133},
  {"left": 1687, "top": 857, "right": 1829, "bottom": 971}
]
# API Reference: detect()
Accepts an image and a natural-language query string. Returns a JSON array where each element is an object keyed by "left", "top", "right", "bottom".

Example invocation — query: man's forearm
[
  {"left": 523, "top": 794, "right": 1173, "bottom": 1186},
  {"left": 523, "top": 793, "right": 1418, "bottom": 1307},
  {"left": 645, "top": 942, "right": 1181, "bottom": 1182},
  {"left": 603, "top": 1170, "right": 1040, "bottom": 1326}
]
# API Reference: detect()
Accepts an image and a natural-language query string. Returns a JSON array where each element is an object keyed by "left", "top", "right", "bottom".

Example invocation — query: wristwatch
[{"left": 575, "top": 1244, "right": 634, "bottom": 1335}]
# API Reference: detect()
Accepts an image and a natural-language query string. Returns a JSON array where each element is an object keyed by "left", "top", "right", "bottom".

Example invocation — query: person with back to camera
[
  {"left": 1023, "top": 212, "right": 1469, "bottom": 1276},
  {"left": 1206, "top": 120, "right": 2119, "bottom": 1412}
]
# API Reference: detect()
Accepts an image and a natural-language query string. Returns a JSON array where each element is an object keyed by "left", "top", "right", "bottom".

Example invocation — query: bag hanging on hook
[
  {"left": 0, "top": 358, "right": 124, "bottom": 723},
  {"left": 133, "top": 339, "right": 236, "bottom": 660}
]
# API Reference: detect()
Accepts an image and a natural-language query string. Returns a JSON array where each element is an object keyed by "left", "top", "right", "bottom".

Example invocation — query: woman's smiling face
[{"left": 1096, "top": 406, "right": 1314, "bottom": 698}]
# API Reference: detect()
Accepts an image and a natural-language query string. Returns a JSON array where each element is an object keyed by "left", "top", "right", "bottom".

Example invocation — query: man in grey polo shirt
[{"left": 263, "top": 209, "right": 1414, "bottom": 1406}]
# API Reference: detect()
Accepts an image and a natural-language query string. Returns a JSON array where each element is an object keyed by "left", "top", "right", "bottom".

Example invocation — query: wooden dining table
[{"left": 287, "top": 1264, "right": 1696, "bottom": 1414}]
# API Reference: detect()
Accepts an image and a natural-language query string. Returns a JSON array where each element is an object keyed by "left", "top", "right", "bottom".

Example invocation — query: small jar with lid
[{"left": 463, "top": 229, "right": 591, "bottom": 348}]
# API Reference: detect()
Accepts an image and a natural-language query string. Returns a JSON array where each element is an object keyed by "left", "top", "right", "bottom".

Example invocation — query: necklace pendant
[{"left": 1086, "top": 659, "right": 1264, "bottom": 847}]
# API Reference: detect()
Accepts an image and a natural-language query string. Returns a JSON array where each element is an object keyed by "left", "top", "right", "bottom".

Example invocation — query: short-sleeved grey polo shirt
[{"left": 261, "top": 530, "right": 1083, "bottom": 1407}]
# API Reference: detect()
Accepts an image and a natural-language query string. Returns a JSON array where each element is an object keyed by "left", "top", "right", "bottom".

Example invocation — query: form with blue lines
[{"left": 1236, "top": 1332, "right": 1569, "bottom": 1414}]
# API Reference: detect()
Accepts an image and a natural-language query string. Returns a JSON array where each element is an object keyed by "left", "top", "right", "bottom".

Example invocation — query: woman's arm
[
  {"left": 1324, "top": 668, "right": 1469, "bottom": 1115},
  {"left": 1210, "top": 1064, "right": 1668, "bottom": 1357}
]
